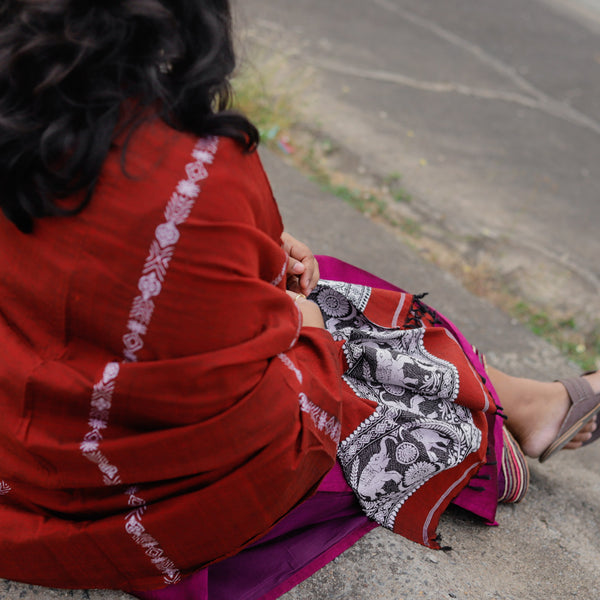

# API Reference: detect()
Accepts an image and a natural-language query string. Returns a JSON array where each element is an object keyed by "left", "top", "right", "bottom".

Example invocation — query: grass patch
[
  {"left": 232, "top": 46, "right": 419, "bottom": 231},
  {"left": 512, "top": 301, "right": 599, "bottom": 371},
  {"left": 232, "top": 48, "right": 312, "bottom": 143},
  {"left": 384, "top": 172, "right": 412, "bottom": 203},
  {"left": 393, "top": 189, "right": 412, "bottom": 204},
  {"left": 400, "top": 218, "right": 421, "bottom": 236},
  {"left": 318, "top": 183, "right": 387, "bottom": 217}
]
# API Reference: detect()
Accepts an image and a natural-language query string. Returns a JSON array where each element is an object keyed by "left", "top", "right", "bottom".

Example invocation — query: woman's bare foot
[{"left": 487, "top": 368, "right": 600, "bottom": 459}]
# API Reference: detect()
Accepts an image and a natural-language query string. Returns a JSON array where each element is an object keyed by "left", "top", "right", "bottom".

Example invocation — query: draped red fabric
[
  {"left": 0, "top": 121, "right": 375, "bottom": 590},
  {"left": 0, "top": 119, "right": 497, "bottom": 594}
]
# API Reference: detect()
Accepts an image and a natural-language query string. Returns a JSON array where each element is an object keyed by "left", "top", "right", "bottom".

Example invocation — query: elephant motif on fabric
[{"left": 356, "top": 437, "right": 402, "bottom": 501}]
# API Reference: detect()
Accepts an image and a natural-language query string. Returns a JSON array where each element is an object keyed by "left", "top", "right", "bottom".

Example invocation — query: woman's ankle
[{"left": 503, "top": 380, "right": 569, "bottom": 458}]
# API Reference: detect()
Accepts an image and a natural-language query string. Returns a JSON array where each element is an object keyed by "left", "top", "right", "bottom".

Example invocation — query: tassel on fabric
[{"left": 466, "top": 484, "right": 486, "bottom": 492}]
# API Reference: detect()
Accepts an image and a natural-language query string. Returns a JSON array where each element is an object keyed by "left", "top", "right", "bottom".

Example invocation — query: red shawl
[
  {"left": 0, "top": 119, "right": 495, "bottom": 592},
  {"left": 0, "top": 121, "right": 375, "bottom": 590}
]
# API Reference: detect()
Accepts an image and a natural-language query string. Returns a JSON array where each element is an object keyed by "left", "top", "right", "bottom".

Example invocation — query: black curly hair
[{"left": 0, "top": 0, "right": 259, "bottom": 232}]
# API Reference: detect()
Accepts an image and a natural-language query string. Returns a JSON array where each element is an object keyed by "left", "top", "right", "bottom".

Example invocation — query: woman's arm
[{"left": 285, "top": 289, "right": 325, "bottom": 328}]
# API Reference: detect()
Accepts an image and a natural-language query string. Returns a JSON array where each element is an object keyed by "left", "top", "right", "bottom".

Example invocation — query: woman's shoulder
[
  {"left": 113, "top": 117, "right": 261, "bottom": 174},
  {"left": 92, "top": 117, "right": 280, "bottom": 236},
  {"left": 109, "top": 118, "right": 267, "bottom": 197}
]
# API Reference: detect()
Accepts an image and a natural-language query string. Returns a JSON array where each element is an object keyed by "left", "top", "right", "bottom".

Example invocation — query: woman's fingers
[{"left": 281, "top": 232, "right": 319, "bottom": 295}]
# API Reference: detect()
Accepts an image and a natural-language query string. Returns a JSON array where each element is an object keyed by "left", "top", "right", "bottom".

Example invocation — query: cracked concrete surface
[{"left": 239, "top": 0, "right": 600, "bottom": 332}]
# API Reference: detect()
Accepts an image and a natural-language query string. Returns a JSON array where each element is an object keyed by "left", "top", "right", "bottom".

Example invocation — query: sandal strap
[
  {"left": 539, "top": 375, "right": 600, "bottom": 462},
  {"left": 556, "top": 376, "right": 597, "bottom": 436},
  {"left": 558, "top": 376, "right": 595, "bottom": 407}
]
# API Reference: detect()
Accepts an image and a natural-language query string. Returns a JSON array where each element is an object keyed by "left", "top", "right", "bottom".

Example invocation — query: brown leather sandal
[{"left": 539, "top": 374, "right": 600, "bottom": 463}]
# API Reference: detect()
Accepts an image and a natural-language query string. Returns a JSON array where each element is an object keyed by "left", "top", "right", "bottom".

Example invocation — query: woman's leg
[{"left": 487, "top": 367, "right": 600, "bottom": 458}]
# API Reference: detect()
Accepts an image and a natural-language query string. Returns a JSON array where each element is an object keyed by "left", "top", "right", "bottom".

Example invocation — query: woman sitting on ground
[{"left": 0, "top": 1, "right": 598, "bottom": 598}]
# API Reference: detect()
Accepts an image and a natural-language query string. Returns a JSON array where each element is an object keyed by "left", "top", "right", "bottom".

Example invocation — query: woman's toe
[{"left": 564, "top": 420, "right": 596, "bottom": 448}]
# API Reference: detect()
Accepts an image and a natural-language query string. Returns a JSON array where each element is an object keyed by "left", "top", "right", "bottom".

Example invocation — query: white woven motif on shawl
[{"left": 309, "top": 281, "right": 482, "bottom": 530}]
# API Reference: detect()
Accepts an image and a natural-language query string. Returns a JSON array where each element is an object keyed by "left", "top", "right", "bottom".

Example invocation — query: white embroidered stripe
[
  {"left": 421, "top": 462, "right": 481, "bottom": 546},
  {"left": 125, "top": 487, "right": 181, "bottom": 585},
  {"left": 418, "top": 329, "right": 460, "bottom": 404},
  {"left": 439, "top": 324, "right": 490, "bottom": 411},
  {"left": 288, "top": 302, "right": 302, "bottom": 350},
  {"left": 298, "top": 393, "right": 342, "bottom": 443},
  {"left": 81, "top": 362, "right": 121, "bottom": 485},
  {"left": 271, "top": 257, "right": 288, "bottom": 287},
  {"left": 123, "top": 137, "right": 218, "bottom": 363},
  {"left": 0, "top": 481, "right": 11, "bottom": 496},
  {"left": 278, "top": 349, "right": 340, "bottom": 444},
  {"left": 442, "top": 328, "right": 490, "bottom": 412},
  {"left": 391, "top": 294, "right": 406, "bottom": 328},
  {"left": 79, "top": 137, "right": 219, "bottom": 585},
  {"left": 277, "top": 353, "right": 303, "bottom": 384}
]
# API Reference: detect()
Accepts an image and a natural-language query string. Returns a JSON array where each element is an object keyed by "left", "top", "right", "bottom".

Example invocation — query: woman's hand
[
  {"left": 281, "top": 232, "right": 320, "bottom": 297},
  {"left": 286, "top": 290, "right": 325, "bottom": 329}
]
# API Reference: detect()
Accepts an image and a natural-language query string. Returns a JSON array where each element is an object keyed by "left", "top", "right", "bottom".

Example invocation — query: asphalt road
[{"left": 239, "top": 0, "right": 600, "bottom": 337}]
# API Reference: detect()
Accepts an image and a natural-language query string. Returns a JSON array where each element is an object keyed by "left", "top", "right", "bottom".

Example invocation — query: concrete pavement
[
  {"left": 239, "top": 0, "right": 600, "bottom": 350},
  {"left": 268, "top": 149, "right": 600, "bottom": 600}
]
